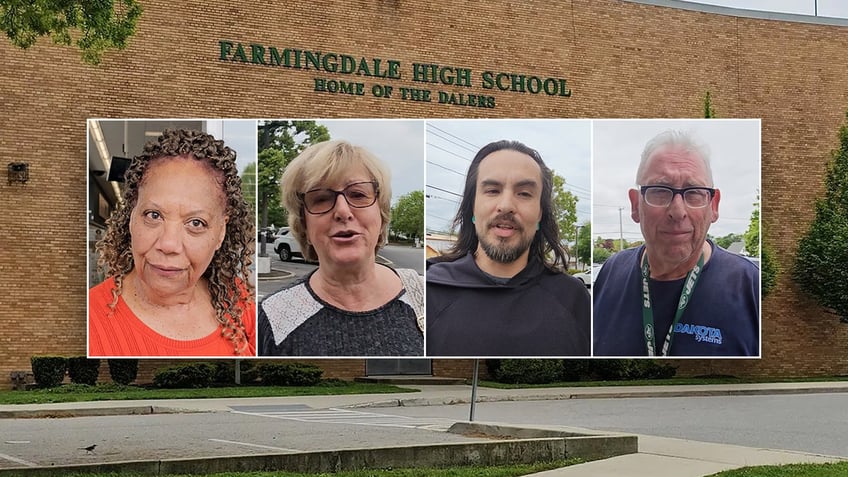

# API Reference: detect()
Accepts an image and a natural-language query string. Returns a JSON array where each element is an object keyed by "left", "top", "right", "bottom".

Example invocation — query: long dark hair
[{"left": 434, "top": 139, "right": 569, "bottom": 271}]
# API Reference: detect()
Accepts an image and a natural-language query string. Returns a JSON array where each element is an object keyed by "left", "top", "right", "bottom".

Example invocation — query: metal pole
[
  {"left": 235, "top": 359, "right": 241, "bottom": 385},
  {"left": 469, "top": 359, "right": 479, "bottom": 421},
  {"left": 575, "top": 224, "right": 579, "bottom": 270},
  {"left": 619, "top": 207, "right": 624, "bottom": 251}
]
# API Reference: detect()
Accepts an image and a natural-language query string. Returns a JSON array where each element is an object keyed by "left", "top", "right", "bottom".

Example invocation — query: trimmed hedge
[
  {"left": 153, "top": 363, "right": 216, "bottom": 388},
  {"left": 258, "top": 362, "right": 323, "bottom": 386},
  {"left": 68, "top": 357, "right": 100, "bottom": 385},
  {"left": 214, "top": 360, "right": 259, "bottom": 385},
  {"left": 107, "top": 359, "right": 139, "bottom": 385},
  {"left": 487, "top": 359, "right": 676, "bottom": 384},
  {"left": 495, "top": 359, "right": 563, "bottom": 384},
  {"left": 30, "top": 356, "right": 68, "bottom": 388}
]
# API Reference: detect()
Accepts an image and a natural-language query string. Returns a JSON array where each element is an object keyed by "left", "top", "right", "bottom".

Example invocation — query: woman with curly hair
[{"left": 89, "top": 129, "right": 255, "bottom": 357}]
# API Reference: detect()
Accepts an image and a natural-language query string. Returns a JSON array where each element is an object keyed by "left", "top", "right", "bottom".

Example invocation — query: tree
[
  {"left": 575, "top": 221, "right": 591, "bottom": 267},
  {"left": 593, "top": 247, "right": 612, "bottom": 264},
  {"left": 551, "top": 172, "right": 578, "bottom": 243},
  {"left": 390, "top": 190, "right": 424, "bottom": 241},
  {"left": 703, "top": 91, "right": 717, "bottom": 118},
  {"left": 257, "top": 121, "right": 329, "bottom": 254},
  {"left": 743, "top": 194, "right": 760, "bottom": 256},
  {"left": 714, "top": 232, "right": 743, "bottom": 250},
  {"left": 241, "top": 162, "right": 256, "bottom": 218},
  {"left": 793, "top": 110, "right": 848, "bottom": 322},
  {"left": 0, "top": 0, "right": 142, "bottom": 65}
]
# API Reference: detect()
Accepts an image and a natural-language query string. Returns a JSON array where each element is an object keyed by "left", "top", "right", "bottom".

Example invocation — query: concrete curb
[
  {"left": 0, "top": 425, "right": 637, "bottom": 476},
  {"left": 257, "top": 267, "right": 294, "bottom": 281},
  {"left": 346, "top": 385, "right": 848, "bottom": 409},
  {"left": 0, "top": 406, "right": 200, "bottom": 419}
]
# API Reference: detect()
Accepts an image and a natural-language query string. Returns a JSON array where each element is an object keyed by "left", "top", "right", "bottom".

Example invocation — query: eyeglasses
[
  {"left": 300, "top": 181, "right": 379, "bottom": 215},
  {"left": 639, "top": 185, "right": 715, "bottom": 208}
]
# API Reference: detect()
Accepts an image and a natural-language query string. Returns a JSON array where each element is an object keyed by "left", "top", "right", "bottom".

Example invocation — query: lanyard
[{"left": 640, "top": 251, "right": 704, "bottom": 356}]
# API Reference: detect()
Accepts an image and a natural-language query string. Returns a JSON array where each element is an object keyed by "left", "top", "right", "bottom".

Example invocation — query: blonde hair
[{"left": 280, "top": 140, "right": 391, "bottom": 261}]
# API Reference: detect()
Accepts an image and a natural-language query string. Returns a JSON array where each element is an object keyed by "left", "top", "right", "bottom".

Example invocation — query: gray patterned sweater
[{"left": 258, "top": 266, "right": 424, "bottom": 356}]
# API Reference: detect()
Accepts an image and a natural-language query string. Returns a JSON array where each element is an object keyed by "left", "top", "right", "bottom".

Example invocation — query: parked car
[
  {"left": 272, "top": 228, "right": 303, "bottom": 262},
  {"left": 573, "top": 263, "right": 603, "bottom": 288}
]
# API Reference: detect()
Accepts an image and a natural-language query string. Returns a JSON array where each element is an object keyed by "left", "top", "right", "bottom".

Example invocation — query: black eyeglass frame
[
  {"left": 299, "top": 181, "right": 380, "bottom": 215},
  {"left": 639, "top": 185, "right": 716, "bottom": 208}
]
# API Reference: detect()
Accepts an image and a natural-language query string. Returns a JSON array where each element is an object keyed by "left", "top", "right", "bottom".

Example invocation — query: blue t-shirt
[{"left": 593, "top": 241, "right": 760, "bottom": 357}]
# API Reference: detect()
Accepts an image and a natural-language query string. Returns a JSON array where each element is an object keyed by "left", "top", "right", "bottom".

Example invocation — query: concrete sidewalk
[{"left": 2, "top": 381, "right": 846, "bottom": 476}]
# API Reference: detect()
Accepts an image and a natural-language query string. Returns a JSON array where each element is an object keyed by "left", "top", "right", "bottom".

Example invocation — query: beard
[{"left": 478, "top": 215, "right": 535, "bottom": 264}]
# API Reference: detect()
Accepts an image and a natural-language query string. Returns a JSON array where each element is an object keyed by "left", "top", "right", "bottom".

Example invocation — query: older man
[
  {"left": 426, "top": 140, "right": 590, "bottom": 357},
  {"left": 593, "top": 130, "right": 759, "bottom": 357}
]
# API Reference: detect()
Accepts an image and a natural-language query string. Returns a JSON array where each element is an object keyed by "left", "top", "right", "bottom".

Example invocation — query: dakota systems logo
[{"left": 674, "top": 323, "right": 723, "bottom": 345}]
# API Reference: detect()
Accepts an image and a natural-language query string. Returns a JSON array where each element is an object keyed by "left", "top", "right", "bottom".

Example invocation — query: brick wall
[{"left": 2, "top": 0, "right": 848, "bottom": 386}]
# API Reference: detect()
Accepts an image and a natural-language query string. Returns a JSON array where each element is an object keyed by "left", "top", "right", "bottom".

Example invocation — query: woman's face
[
  {"left": 129, "top": 156, "right": 228, "bottom": 299},
  {"left": 303, "top": 165, "right": 383, "bottom": 269}
]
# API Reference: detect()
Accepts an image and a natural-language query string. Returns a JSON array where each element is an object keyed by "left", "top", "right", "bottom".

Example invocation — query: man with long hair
[{"left": 426, "top": 140, "right": 590, "bottom": 357}]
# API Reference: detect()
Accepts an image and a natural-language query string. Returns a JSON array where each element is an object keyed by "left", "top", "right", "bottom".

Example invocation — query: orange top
[{"left": 88, "top": 276, "right": 256, "bottom": 357}]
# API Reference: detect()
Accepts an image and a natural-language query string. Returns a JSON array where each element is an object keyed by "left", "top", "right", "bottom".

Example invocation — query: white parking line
[
  {"left": 0, "top": 452, "right": 38, "bottom": 467},
  {"left": 208, "top": 438, "right": 301, "bottom": 452}
]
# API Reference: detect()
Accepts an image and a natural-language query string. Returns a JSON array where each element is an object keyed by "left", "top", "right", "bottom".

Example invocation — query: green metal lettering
[{"left": 250, "top": 44, "right": 266, "bottom": 65}]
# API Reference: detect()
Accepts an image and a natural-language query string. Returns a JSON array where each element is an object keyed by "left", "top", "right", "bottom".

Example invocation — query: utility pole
[{"left": 619, "top": 207, "right": 625, "bottom": 251}]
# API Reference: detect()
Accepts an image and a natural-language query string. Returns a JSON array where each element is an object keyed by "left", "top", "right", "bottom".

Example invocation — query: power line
[
  {"left": 427, "top": 124, "right": 480, "bottom": 152},
  {"left": 427, "top": 141, "right": 474, "bottom": 163},
  {"left": 426, "top": 184, "right": 463, "bottom": 198},
  {"left": 426, "top": 160, "right": 465, "bottom": 177}
]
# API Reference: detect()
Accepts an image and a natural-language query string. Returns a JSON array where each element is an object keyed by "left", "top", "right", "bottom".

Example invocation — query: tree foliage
[
  {"left": 0, "top": 0, "right": 142, "bottom": 65},
  {"left": 241, "top": 162, "right": 256, "bottom": 219},
  {"left": 391, "top": 190, "right": 424, "bottom": 241},
  {"left": 551, "top": 172, "right": 578, "bottom": 243},
  {"left": 713, "top": 232, "right": 743, "bottom": 250},
  {"left": 793, "top": 110, "right": 848, "bottom": 322},
  {"left": 575, "top": 221, "right": 591, "bottom": 267},
  {"left": 743, "top": 194, "right": 760, "bottom": 256},
  {"left": 703, "top": 91, "right": 717, "bottom": 118},
  {"left": 593, "top": 247, "right": 612, "bottom": 264},
  {"left": 257, "top": 121, "right": 330, "bottom": 230}
]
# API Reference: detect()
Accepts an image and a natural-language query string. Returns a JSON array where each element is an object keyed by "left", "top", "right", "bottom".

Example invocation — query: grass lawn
[
  {"left": 707, "top": 461, "right": 848, "bottom": 476},
  {"left": 480, "top": 376, "right": 848, "bottom": 389},
  {"left": 0, "top": 382, "right": 416, "bottom": 405},
  {"left": 47, "top": 460, "right": 582, "bottom": 477}
]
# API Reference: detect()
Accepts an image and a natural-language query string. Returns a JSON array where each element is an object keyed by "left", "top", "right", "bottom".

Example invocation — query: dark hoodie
[{"left": 426, "top": 253, "right": 590, "bottom": 357}]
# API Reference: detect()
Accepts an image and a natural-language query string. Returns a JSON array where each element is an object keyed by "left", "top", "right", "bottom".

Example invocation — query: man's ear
[
  {"left": 628, "top": 188, "right": 641, "bottom": 223},
  {"left": 711, "top": 189, "right": 721, "bottom": 223}
]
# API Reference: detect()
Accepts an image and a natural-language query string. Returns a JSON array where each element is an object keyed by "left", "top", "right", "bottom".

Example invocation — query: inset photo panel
[
  {"left": 425, "top": 119, "right": 592, "bottom": 358},
  {"left": 87, "top": 119, "right": 258, "bottom": 358},
  {"left": 256, "top": 119, "right": 426, "bottom": 358},
  {"left": 592, "top": 119, "right": 761, "bottom": 358}
]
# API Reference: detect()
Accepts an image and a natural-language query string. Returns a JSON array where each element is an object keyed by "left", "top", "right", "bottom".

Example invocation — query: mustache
[{"left": 487, "top": 213, "right": 524, "bottom": 232}]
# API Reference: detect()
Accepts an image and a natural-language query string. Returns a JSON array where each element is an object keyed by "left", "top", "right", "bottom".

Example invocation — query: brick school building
[{"left": 1, "top": 0, "right": 847, "bottom": 385}]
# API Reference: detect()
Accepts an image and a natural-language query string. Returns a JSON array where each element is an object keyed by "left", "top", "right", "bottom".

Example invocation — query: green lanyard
[{"left": 640, "top": 251, "right": 705, "bottom": 356}]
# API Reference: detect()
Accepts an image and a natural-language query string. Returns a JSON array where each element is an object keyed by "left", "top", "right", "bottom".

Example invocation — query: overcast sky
[
  {"left": 593, "top": 119, "right": 761, "bottom": 244},
  {"left": 206, "top": 119, "right": 257, "bottom": 175},
  {"left": 318, "top": 119, "right": 425, "bottom": 204},
  {"left": 426, "top": 120, "right": 592, "bottom": 236},
  {"left": 680, "top": 0, "right": 848, "bottom": 17}
]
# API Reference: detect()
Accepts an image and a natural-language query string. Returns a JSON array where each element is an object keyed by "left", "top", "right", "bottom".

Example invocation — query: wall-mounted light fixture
[{"left": 8, "top": 162, "right": 29, "bottom": 185}]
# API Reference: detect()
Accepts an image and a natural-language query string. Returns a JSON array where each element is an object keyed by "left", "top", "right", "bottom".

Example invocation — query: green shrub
[
  {"left": 591, "top": 359, "right": 676, "bottom": 380},
  {"left": 67, "top": 357, "right": 100, "bottom": 385},
  {"left": 214, "top": 360, "right": 259, "bottom": 385},
  {"left": 494, "top": 359, "right": 564, "bottom": 384},
  {"left": 258, "top": 362, "right": 323, "bottom": 386},
  {"left": 484, "top": 359, "right": 501, "bottom": 379},
  {"left": 107, "top": 359, "right": 139, "bottom": 385},
  {"left": 30, "top": 356, "right": 68, "bottom": 388},
  {"left": 560, "top": 359, "right": 592, "bottom": 381},
  {"left": 152, "top": 362, "right": 215, "bottom": 388}
]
